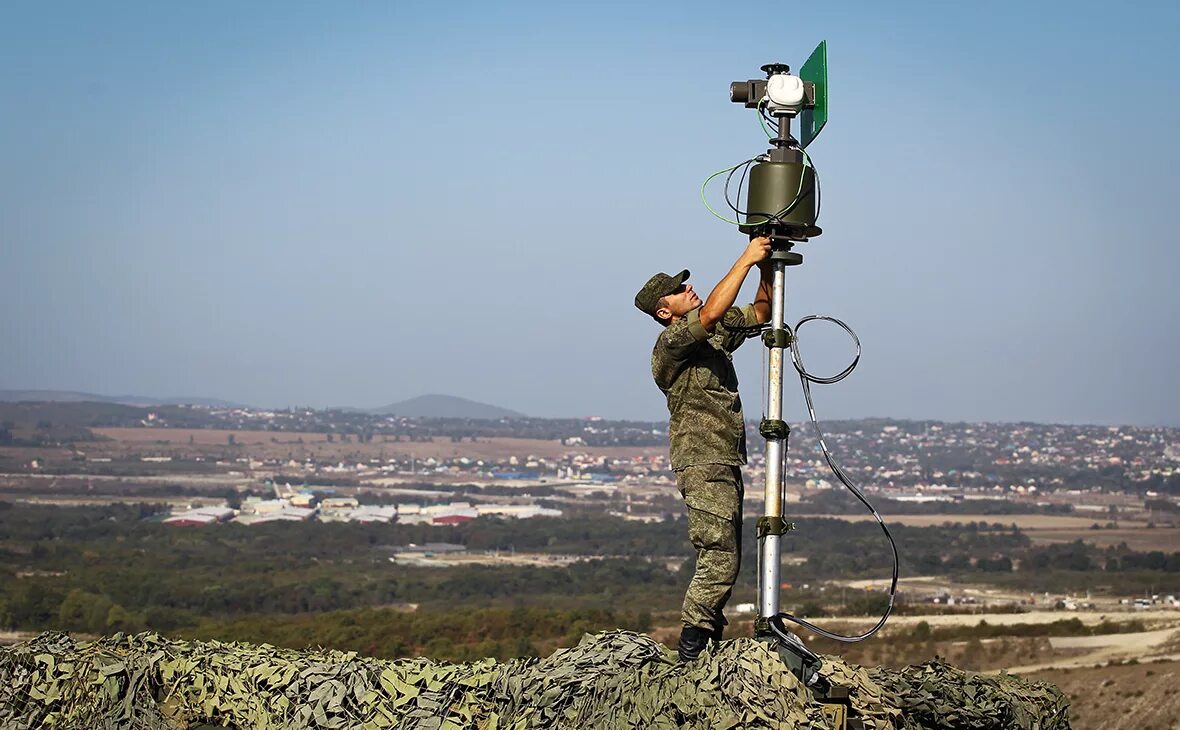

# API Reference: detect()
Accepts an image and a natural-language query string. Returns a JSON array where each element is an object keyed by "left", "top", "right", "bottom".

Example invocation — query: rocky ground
[{"left": 1031, "top": 660, "right": 1179, "bottom": 730}]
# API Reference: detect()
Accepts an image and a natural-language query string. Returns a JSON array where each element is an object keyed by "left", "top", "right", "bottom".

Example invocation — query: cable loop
[
  {"left": 789, "top": 315, "right": 860, "bottom": 385},
  {"left": 771, "top": 314, "right": 899, "bottom": 643}
]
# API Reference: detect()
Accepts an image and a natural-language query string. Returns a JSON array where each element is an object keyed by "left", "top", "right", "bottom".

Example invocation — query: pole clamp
[
  {"left": 757, "top": 516, "right": 795, "bottom": 538},
  {"left": 759, "top": 419, "right": 790, "bottom": 440},
  {"left": 761, "top": 328, "right": 793, "bottom": 349}
]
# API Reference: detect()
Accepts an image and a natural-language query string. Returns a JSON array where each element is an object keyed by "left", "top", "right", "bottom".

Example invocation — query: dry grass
[
  {"left": 90, "top": 428, "right": 665, "bottom": 462},
  {"left": 809, "top": 513, "right": 1117, "bottom": 530},
  {"left": 1029, "top": 527, "right": 1180, "bottom": 552},
  {"left": 1030, "top": 660, "right": 1180, "bottom": 730},
  {"left": 812, "top": 513, "right": 1174, "bottom": 552}
]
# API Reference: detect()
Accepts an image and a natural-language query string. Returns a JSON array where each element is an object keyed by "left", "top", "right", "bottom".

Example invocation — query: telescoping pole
[
  {"left": 758, "top": 259, "right": 787, "bottom": 620},
  {"left": 754, "top": 245, "right": 826, "bottom": 689}
]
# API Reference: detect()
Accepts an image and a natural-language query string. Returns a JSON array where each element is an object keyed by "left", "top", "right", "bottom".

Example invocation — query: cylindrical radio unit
[{"left": 739, "top": 160, "right": 821, "bottom": 239}]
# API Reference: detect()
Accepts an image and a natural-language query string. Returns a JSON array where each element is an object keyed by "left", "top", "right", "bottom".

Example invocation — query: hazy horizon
[
  {"left": 2, "top": 387, "right": 1176, "bottom": 430},
  {"left": 3, "top": 1, "right": 1177, "bottom": 427}
]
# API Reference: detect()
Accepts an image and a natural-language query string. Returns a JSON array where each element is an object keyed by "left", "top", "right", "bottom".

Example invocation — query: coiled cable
[{"left": 769, "top": 315, "right": 899, "bottom": 643}]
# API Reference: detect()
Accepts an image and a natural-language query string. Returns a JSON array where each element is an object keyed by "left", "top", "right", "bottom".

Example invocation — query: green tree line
[{"left": 2, "top": 502, "right": 1177, "bottom": 650}]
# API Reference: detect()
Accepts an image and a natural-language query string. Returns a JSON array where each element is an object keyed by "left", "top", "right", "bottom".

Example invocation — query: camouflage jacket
[{"left": 652, "top": 304, "right": 759, "bottom": 471}]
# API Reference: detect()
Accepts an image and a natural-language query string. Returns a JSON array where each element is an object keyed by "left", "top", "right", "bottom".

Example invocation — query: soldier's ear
[{"left": 655, "top": 306, "right": 672, "bottom": 324}]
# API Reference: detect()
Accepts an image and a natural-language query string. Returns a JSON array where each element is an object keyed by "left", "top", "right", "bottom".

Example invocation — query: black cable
[
  {"left": 727, "top": 322, "right": 768, "bottom": 336},
  {"left": 762, "top": 109, "right": 779, "bottom": 135},
  {"left": 736, "top": 157, "right": 752, "bottom": 216},
  {"left": 771, "top": 188, "right": 805, "bottom": 220},
  {"left": 769, "top": 316, "right": 899, "bottom": 643},
  {"left": 769, "top": 153, "right": 818, "bottom": 221},
  {"left": 719, "top": 145, "right": 821, "bottom": 231},
  {"left": 727, "top": 157, "right": 788, "bottom": 228},
  {"left": 723, "top": 157, "right": 758, "bottom": 217},
  {"left": 811, "top": 162, "right": 822, "bottom": 221}
]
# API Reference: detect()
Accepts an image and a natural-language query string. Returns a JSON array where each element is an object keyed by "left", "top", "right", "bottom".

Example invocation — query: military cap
[{"left": 634, "top": 269, "right": 690, "bottom": 316}]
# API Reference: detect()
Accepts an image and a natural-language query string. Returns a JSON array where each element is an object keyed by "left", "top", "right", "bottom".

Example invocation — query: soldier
[{"left": 634, "top": 236, "right": 773, "bottom": 662}]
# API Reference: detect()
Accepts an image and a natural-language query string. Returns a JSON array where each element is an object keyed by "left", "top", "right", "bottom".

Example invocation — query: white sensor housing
[{"left": 765, "top": 74, "right": 805, "bottom": 115}]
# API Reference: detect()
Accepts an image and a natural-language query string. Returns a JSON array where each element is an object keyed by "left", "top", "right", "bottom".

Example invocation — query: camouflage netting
[{"left": 0, "top": 630, "right": 1069, "bottom": 729}]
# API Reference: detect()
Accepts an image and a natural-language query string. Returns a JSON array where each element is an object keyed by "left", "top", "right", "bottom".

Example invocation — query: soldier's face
[{"left": 659, "top": 284, "right": 701, "bottom": 320}]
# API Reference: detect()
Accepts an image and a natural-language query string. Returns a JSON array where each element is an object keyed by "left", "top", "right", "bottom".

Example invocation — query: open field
[
  {"left": 817, "top": 609, "right": 1180, "bottom": 630},
  {"left": 838, "top": 575, "right": 1041, "bottom": 606},
  {"left": 389, "top": 550, "right": 588, "bottom": 568},
  {"left": 1006, "top": 629, "right": 1179, "bottom": 673},
  {"left": 1, "top": 494, "right": 222, "bottom": 509},
  {"left": 808, "top": 513, "right": 1143, "bottom": 529},
  {"left": 0, "top": 631, "right": 40, "bottom": 647},
  {"left": 1030, "top": 527, "right": 1180, "bottom": 551},
  {"left": 815, "top": 513, "right": 1179, "bottom": 552},
  {"left": 1030, "top": 660, "right": 1180, "bottom": 730},
  {"left": 90, "top": 428, "right": 664, "bottom": 461}
]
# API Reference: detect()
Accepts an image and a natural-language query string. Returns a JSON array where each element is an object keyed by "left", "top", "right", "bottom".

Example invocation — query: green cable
[
  {"left": 702, "top": 111, "right": 818, "bottom": 227},
  {"left": 699, "top": 161, "right": 748, "bottom": 226}
]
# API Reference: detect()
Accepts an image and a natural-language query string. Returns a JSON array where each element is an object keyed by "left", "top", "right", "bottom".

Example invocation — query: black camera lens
[{"left": 730, "top": 81, "right": 750, "bottom": 104}]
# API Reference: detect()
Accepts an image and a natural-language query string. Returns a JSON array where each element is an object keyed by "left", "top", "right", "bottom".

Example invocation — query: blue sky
[{"left": 2, "top": 1, "right": 1177, "bottom": 425}]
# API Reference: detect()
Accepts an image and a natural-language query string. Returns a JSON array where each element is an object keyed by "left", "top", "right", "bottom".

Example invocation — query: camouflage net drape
[{"left": 0, "top": 630, "right": 1069, "bottom": 729}]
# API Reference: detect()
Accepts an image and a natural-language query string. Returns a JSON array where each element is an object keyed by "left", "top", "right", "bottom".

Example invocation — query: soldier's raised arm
[{"left": 699, "top": 236, "right": 770, "bottom": 332}]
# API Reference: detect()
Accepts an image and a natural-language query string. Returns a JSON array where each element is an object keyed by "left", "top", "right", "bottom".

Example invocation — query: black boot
[
  {"left": 710, "top": 615, "right": 727, "bottom": 643},
  {"left": 677, "top": 626, "right": 712, "bottom": 663}
]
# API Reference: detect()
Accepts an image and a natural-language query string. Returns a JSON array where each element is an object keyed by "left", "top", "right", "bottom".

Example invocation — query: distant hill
[
  {"left": 372, "top": 394, "right": 523, "bottom": 419},
  {"left": 0, "top": 390, "right": 247, "bottom": 409}
]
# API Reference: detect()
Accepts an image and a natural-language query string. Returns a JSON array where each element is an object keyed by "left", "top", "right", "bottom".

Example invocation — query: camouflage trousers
[{"left": 676, "top": 463, "right": 744, "bottom": 631}]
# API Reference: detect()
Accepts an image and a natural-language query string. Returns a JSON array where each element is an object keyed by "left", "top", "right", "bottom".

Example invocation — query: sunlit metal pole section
[{"left": 758, "top": 259, "right": 787, "bottom": 619}]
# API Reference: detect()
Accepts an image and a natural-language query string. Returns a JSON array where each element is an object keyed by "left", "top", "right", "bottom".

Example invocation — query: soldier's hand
[{"left": 741, "top": 236, "right": 772, "bottom": 267}]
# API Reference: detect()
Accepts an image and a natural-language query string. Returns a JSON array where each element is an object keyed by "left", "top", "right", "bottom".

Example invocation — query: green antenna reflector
[{"left": 799, "top": 40, "right": 828, "bottom": 149}]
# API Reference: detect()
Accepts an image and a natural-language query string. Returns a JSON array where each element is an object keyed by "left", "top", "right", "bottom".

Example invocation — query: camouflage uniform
[{"left": 652, "top": 304, "right": 759, "bottom": 631}]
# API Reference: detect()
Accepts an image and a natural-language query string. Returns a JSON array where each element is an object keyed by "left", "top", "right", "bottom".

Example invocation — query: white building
[
  {"left": 235, "top": 507, "right": 315, "bottom": 525},
  {"left": 347, "top": 506, "right": 400, "bottom": 523},
  {"left": 476, "top": 504, "right": 563, "bottom": 519},
  {"left": 163, "top": 506, "right": 235, "bottom": 526}
]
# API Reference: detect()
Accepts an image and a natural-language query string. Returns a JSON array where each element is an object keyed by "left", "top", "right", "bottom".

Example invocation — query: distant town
[{"left": 0, "top": 399, "right": 1176, "bottom": 529}]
